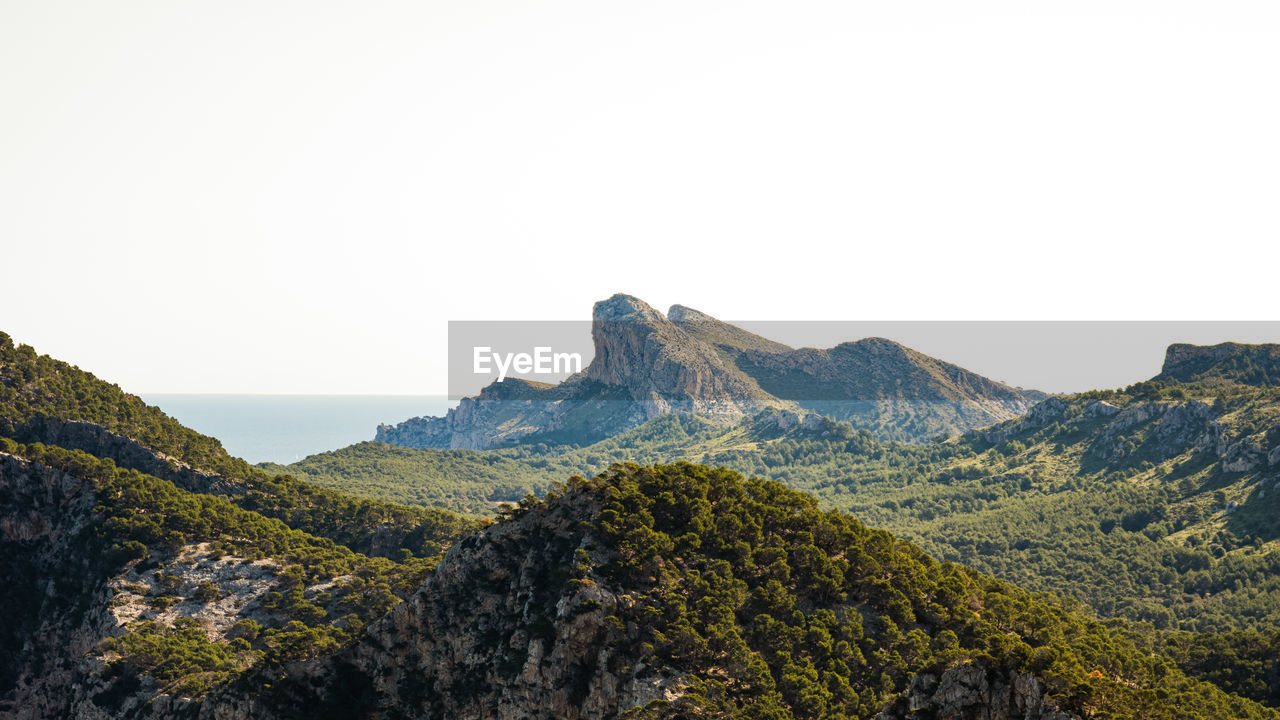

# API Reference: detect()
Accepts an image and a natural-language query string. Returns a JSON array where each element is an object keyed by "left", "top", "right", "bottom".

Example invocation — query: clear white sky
[{"left": 2, "top": 1, "right": 1277, "bottom": 394}]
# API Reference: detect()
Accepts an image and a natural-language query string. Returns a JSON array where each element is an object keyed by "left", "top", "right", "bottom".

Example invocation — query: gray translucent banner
[{"left": 447, "top": 320, "right": 1280, "bottom": 400}]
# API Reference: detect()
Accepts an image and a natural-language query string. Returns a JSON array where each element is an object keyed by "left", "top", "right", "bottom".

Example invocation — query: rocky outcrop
[
  {"left": 880, "top": 664, "right": 1080, "bottom": 720},
  {"left": 1088, "top": 401, "right": 1223, "bottom": 463},
  {"left": 1027, "top": 397, "right": 1069, "bottom": 426},
  {"left": 585, "top": 294, "right": 779, "bottom": 419},
  {"left": 1158, "top": 342, "right": 1280, "bottom": 385},
  {"left": 1222, "top": 440, "right": 1266, "bottom": 473},
  {"left": 667, "top": 304, "right": 791, "bottom": 355},
  {"left": 1084, "top": 399, "right": 1121, "bottom": 417}
]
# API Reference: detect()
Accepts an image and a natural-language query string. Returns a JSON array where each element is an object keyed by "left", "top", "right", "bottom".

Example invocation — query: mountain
[{"left": 376, "top": 294, "right": 1044, "bottom": 449}]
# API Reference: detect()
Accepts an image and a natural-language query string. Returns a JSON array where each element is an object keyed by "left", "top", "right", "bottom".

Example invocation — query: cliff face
[
  {"left": 376, "top": 295, "right": 1045, "bottom": 449},
  {"left": 585, "top": 294, "right": 778, "bottom": 418},
  {"left": 0, "top": 453, "right": 107, "bottom": 720}
]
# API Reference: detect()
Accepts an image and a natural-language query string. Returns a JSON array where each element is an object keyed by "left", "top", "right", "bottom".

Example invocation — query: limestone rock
[
  {"left": 1084, "top": 400, "right": 1121, "bottom": 417},
  {"left": 880, "top": 663, "right": 1080, "bottom": 720},
  {"left": 1222, "top": 441, "right": 1265, "bottom": 473}
]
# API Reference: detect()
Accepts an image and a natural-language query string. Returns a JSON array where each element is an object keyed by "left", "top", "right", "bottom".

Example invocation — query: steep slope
[
  {"left": 666, "top": 303, "right": 793, "bottom": 355},
  {"left": 0, "top": 333, "right": 487, "bottom": 717},
  {"left": 376, "top": 295, "right": 1043, "bottom": 449}
]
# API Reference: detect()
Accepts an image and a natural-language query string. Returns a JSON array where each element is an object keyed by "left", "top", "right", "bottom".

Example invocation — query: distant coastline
[{"left": 141, "top": 394, "right": 457, "bottom": 464}]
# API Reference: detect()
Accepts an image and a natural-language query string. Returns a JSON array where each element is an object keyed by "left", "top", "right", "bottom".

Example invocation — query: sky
[{"left": 2, "top": 1, "right": 1278, "bottom": 395}]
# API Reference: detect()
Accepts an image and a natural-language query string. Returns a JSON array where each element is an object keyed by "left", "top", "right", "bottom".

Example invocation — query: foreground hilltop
[
  {"left": 192, "top": 463, "right": 1276, "bottom": 720},
  {"left": 376, "top": 294, "right": 1043, "bottom": 449},
  {"left": 6, "top": 446, "right": 1274, "bottom": 718}
]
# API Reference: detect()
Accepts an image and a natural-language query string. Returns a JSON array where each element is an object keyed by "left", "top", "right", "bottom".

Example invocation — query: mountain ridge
[{"left": 376, "top": 295, "right": 1045, "bottom": 449}]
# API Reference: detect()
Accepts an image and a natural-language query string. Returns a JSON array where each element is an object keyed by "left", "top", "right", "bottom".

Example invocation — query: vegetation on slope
[
  {"left": 514, "top": 463, "right": 1277, "bottom": 719},
  {"left": 0, "top": 331, "right": 477, "bottom": 559}
]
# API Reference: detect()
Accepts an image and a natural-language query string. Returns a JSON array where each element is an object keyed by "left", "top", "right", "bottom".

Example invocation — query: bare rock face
[
  {"left": 1088, "top": 401, "right": 1222, "bottom": 463},
  {"left": 1027, "top": 397, "right": 1069, "bottom": 426},
  {"left": 880, "top": 664, "right": 1080, "bottom": 720},
  {"left": 1222, "top": 441, "right": 1266, "bottom": 473},
  {"left": 0, "top": 453, "right": 114, "bottom": 719},
  {"left": 586, "top": 294, "right": 779, "bottom": 420},
  {"left": 1084, "top": 400, "right": 1121, "bottom": 417}
]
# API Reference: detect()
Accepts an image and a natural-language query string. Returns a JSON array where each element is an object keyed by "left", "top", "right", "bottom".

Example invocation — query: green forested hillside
[
  {"left": 0, "top": 331, "right": 477, "bottom": 559},
  {"left": 260, "top": 443, "right": 556, "bottom": 516},
  {"left": 489, "top": 463, "right": 1276, "bottom": 719},
  {"left": 0, "top": 331, "right": 248, "bottom": 476}
]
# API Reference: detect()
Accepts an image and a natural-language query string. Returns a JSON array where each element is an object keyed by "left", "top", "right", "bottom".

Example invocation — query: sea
[{"left": 141, "top": 395, "right": 457, "bottom": 465}]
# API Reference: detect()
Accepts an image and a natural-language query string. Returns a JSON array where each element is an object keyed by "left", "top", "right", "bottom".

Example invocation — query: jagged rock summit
[{"left": 376, "top": 294, "right": 1046, "bottom": 449}]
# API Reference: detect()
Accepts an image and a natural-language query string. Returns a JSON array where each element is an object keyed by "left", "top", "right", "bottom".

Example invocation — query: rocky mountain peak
[
  {"left": 664, "top": 303, "right": 702, "bottom": 324},
  {"left": 585, "top": 295, "right": 777, "bottom": 415},
  {"left": 591, "top": 293, "right": 667, "bottom": 324},
  {"left": 586, "top": 294, "right": 686, "bottom": 388}
]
